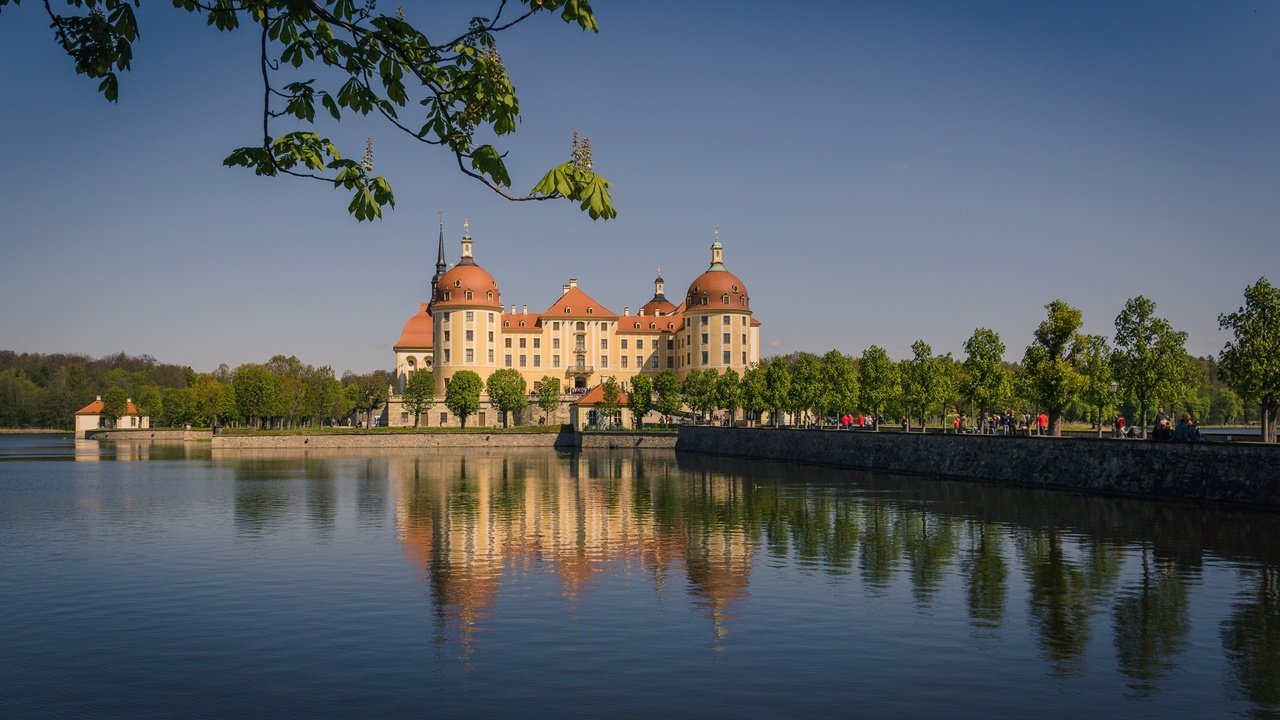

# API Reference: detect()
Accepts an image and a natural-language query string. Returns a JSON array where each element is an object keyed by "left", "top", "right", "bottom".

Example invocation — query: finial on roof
[{"left": 463, "top": 218, "right": 471, "bottom": 238}]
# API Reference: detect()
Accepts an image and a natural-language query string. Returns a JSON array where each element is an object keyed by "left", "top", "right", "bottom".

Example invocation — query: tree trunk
[
  {"left": 1263, "top": 401, "right": 1277, "bottom": 444},
  {"left": 1049, "top": 411, "right": 1062, "bottom": 437}
]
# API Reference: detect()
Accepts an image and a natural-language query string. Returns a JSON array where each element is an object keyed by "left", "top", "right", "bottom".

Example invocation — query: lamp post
[{"left": 1109, "top": 381, "right": 1119, "bottom": 438}]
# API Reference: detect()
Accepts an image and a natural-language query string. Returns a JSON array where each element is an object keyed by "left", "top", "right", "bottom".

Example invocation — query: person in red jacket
[{"left": 1037, "top": 412, "right": 1049, "bottom": 435}]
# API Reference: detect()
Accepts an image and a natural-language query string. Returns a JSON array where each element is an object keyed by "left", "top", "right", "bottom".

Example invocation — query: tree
[
  {"left": 682, "top": 369, "right": 717, "bottom": 422},
  {"left": 627, "top": 374, "right": 653, "bottom": 428},
  {"left": 101, "top": 386, "right": 128, "bottom": 428},
  {"left": 189, "top": 375, "right": 224, "bottom": 427},
  {"left": 444, "top": 370, "right": 483, "bottom": 428},
  {"left": 598, "top": 377, "right": 622, "bottom": 427},
  {"left": 1020, "top": 300, "right": 1086, "bottom": 436},
  {"left": 654, "top": 369, "right": 683, "bottom": 419},
  {"left": 715, "top": 369, "right": 742, "bottom": 425},
  {"left": 402, "top": 369, "right": 435, "bottom": 427},
  {"left": 787, "top": 353, "right": 823, "bottom": 426},
  {"left": 762, "top": 357, "right": 792, "bottom": 426},
  {"left": 537, "top": 375, "right": 561, "bottom": 422},
  {"left": 485, "top": 368, "right": 528, "bottom": 427},
  {"left": 134, "top": 384, "right": 163, "bottom": 423},
  {"left": 1076, "top": 334, "right": 1114, "bottom": 437},
  {"left": 1113, "top": 296, "right": 1191, "bottom": 437},
  {"left": 901, "top": 341, "right": 952, "bottom": 432},
  {"left": 233, "top": 364, "right": 284, "bottom": 429},
  {"left": 962, "top": 328, "right": 1010, "bottom": 421},
  {"left": 741, "top": 363, "right": 769, "bottom": 426},
  {"left": 160, "top": 387, "right": 194, "bottom": 427},
  {"left": 16, "top": 0, "right": 615, "bottom": 221},
  {"left": 819, "top": 350, "right": 858, "bottom": 420},
  {"left": 858, "top": 345, "right": 900, "bottom": 429},
  {"left": 1219, "top": 277, "right": 1280, "bottom": 443}
]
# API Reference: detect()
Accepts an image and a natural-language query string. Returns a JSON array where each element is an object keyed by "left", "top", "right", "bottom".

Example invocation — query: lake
[{"left": 1, "top": 435, "right": 1277, "bottom": 719}]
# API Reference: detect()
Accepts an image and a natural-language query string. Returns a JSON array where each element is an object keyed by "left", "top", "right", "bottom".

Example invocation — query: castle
[{"left": 386, "top": 221, "right": 760, "bottom": 427}]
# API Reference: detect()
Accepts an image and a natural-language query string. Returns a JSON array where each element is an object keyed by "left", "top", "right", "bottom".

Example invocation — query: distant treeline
[{"left": 0, "top": 350, "right": 391, "bottom": 430}]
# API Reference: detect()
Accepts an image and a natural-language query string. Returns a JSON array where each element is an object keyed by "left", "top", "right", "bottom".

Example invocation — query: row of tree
[{"left": 587, "top": 280, "right": 1275, "bottom": 442}]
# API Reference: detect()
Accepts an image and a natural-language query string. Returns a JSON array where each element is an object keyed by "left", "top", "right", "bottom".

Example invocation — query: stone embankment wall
[
  {"left": 677, "top": 426, "right": 1280, "bottom": 509},
  {"left": 87, "top": 428, "right": 213, "bottom": 442},
  {"left": 579, "top": 432, "right": 677, "bottom": 449}
]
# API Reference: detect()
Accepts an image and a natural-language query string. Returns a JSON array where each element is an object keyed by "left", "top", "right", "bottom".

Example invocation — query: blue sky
[{"left": 1, "top": 1, "right": 1277, "bottom": 375}]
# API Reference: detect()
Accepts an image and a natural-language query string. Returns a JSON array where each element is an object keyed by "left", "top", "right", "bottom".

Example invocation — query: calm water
[{"left": 2, "top": 436, "right": 1278, "bottom": 719}]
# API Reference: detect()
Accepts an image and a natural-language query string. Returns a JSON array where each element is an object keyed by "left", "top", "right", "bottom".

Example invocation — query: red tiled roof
[
  {"left": 573, "top": 384, "right": 630, "bottom": 406},
  {"left": 394, "top": 303, "right": 434, "bottom": 349},
  {"left": 75, "top": 398, "right": 140, "bottom": 416},
  {"left": 501, "top": 313, "right": 543, "bottom": 332},
  {"left": 542, "top": 286, "right": 618, "bottom": 319}
]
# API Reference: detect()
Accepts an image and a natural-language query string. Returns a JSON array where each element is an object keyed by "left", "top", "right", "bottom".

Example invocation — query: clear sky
[{"left": 1, "top": 1, "right": 1277, "bottom": 375}]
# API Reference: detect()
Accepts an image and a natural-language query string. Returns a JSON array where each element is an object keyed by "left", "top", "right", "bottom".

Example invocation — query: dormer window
[
  {"left": 701, "top": 295, "right": 708, "bottom": 306},
  {"left": 721, "top": 294, "right": 730, "bottom": 305},
  {"left": 504, "top": 321, "right": 510, "bottom": 327},
  {"left": 519, "top": 321, "right": 526, "bottom": 327},
  {"left": 650, "top": 323, "right": 657, "bottom": 329},
  {"left": 587, "top": 307, "right": 594, "bottom": 315},
  {"left": 465, "top": 290, "right": 473, "bottom": 301},
  {"left": 487, "top": 291, "right": 493, "bottom": 301},
  {"left": 564, "top": 307, "right": 572, "bottom": 314}
]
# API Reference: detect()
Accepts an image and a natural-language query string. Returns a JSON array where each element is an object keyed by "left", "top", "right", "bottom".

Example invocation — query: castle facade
[{"left": 386, "top": 222, "right": 760, "bottom": 427}]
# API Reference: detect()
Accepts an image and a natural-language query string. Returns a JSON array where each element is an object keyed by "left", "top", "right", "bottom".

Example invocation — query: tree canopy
[
  {"left": 444, "top": 370, "right": 482, "bottom": 427},
  {"left": 1020, "top": 300, "right": 1085, "bottom": 436},
  {"left": 485, "top": 368, "right": 527, "bottom": 427},
  {"left": 1112, "top": 296, "right": 1191, "bottom": 435},
  {"left": 7, "top": 0, "right": 615, "bottom": 221},
  {"left": 401, "top": 368, "right": 434, "bottom": 426},
  {"left": 1218, "top": 277, "right": 1279, "bottom": 443}
]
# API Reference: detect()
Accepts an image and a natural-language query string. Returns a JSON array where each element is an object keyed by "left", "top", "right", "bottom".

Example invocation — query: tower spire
[{"left": 430, "top": 212, "right": 447, "bottom": 302}]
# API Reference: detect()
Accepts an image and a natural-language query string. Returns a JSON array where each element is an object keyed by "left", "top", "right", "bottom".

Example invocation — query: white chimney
[
  {"left": 624, "top": 307, "right": 630, "bottom": 316},
  {"left": 561, "top": 284, "right": 570, "bottom": 296},
  {"left": 522, "top": 305, "right": 528, "bottom": 314},
  {"left": 510, "top": 304, "right": 516, "bottom": 314},
  {"left": 569, "top": 278, "right": 578, "bottom": 289}
]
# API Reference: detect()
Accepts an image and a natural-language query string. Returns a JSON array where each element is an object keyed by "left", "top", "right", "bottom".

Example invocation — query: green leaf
[{"left": 469, "top": 145, "right": 511, "bottom": 187}]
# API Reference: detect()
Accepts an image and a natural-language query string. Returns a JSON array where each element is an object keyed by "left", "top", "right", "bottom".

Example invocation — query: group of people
[
  {"left": 944, "top": 409, "right": 1049, "bottom": 435},
  {"left": 839, "top": 413, "right": 877, "bottom": 430},
  {"left": 1113, "top": 407, "right": 1204, "bottom": 442}
]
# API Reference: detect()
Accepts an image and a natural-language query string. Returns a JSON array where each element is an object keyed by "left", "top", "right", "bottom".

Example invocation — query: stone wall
[
  {"left": 87, "top": 428, "right": 212, "bottom": 442},
  {"left": 579, "top": 432, "right": 678, "bottom": 449},
  {"left": 677, "top": 426, "right": 1280, "bottom": 509}
]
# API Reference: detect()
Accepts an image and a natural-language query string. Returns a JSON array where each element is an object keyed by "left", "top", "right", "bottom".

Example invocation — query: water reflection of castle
[{"left": 391, "top": 451, "right": 754, "bottom": 646}]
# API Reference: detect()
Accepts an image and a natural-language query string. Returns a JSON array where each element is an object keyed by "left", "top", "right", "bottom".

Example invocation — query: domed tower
[
  {"left": 432, "top": 220, "right": 503, "bottom": 395},
  {"left": 680, "top": 230, "right": 758, "bottom": 376},
  {"left": 640, "top": 269, "right": 677, "bottom": 317}
]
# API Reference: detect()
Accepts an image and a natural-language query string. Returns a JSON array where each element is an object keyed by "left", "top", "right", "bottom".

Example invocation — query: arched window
[
  {"left": 504, "top": 321, "right": 510, "bottom": 327},
  {"left": 519, "top": 321, "right": 526, "bottom": 327},
  {"left": 650, "top": 323, "right": 657, "bottom": 329},
  {"left": 487, "top": 291, "right": 493, "bottom": 301},
  {"left": 721, "top": 294, "right": 729, "bottom": 305},
  {"left": 701, "top": 295, "right": 708, "bottom": 306},
  {"left": 587, "top": 307, "right": 594, "bottom": 314},
  {"left": 564, "top": 307, "right": 572, "bottom": 314}
]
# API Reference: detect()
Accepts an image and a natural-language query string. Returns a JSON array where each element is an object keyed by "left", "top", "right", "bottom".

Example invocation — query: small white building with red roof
[{"left": 74, "top": 395, "right": 150, "bottom": 437}]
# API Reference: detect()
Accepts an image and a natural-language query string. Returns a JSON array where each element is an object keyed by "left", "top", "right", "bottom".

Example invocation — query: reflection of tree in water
[
  {"left": 1221, "top": 566, "right": 1280, "bottom": 716},
  {"left": 962, "top": 522, "right": 1008, "bottom": 629},
  {"left": 901, "top": 506, "right": 959, "bottom": 606},
  {"left": 859, "top": 501, "right": 902, "bottom": 593},
  {"left": 1021, "top": 531, "right": 1095, "bottom": 676},
  {"left": 1112, "top": 546, "right": 1190, "bottom": 696}
]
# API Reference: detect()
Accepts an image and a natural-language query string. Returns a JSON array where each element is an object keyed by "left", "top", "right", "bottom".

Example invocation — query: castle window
[
  {"left": 444, "top": 291, "right": 451, "bottom": 301},
  {"left": 650, "top": 356, "right": 659, "bottom": 368},
  {"left": 621, "top": 339, "right": 628, "bottom": 350},
  {"left": 505, "top": 354, "right": 513, "bottom": 367},
  {"left": 505, "top": 338, "right": 512, "bottom": 348},
  {"left": 487, "top": 291, "right": 493, "bottom": 301},
  {"left": 723, "top": 333, "right": 730, "bottom": 343},
  {"left": 533, "top": 338, "right": 540, "bottom": 349},
  {"left": 519, "top": 321, "right": 526, "bottom": 327},
  {"left": 519, "top": 338, "right": 526, "bottom": 349},
  {"left": 601, "top": 338, "right": 608, "bottom": 349},
  {"left": 465, "top": 290, "right": 473, "bottom": 301},
  {"left": 465, "top": 330, "right": 473, "bottom": 341},
  {"left": 553, "top": 322, "right": 561, "bottom": 330},
  {"left": 701, "top": 316, "right": 709, "bottom": 326},
  {"left": 533, "top": 356, "right": 541, "bottom": 367},
  {"left": 465, "top": 311, "right": 474, "bottom": 322},
  {"left": 742, "top": 296, "right": 748, "bottom": 306},
  {"left": 621, "top": 356, "right": 628, "bottom": 368},
  {"left": 465, "top": 349, "right": 474, "bottom": 363},
  {"left": 553, "top": 338, "right": 560, "bottom": 349},
  {"left": 732, "top": 285, "right": 739, "bottom": 293},
  {"left": 702, "top": 351, "right": 709, "bottom": 364},
  {"left": 587, "top": 307, "right": 594, "bottom": 314},
  {"left": 444, "top": 349, "right": 451, "bottom": 363},
  {"left": 553, "top": 354, "right": 561, "bottom": 367},
  {"left": 701, "top": 295, "right": 708, "bottom": 306},
  {"left": 454, "top": 279, "right": 461, "bottom": 288},
  {"left": 723, "top": 351, "right": 731, "bottom": 364},
  {"left": 601, "top": 355, "right": 608, "bottom": 368},
  {"left": 576, "top": 322, "right": 585, "bottom": 331},
  {"left": 487, "top": 349, "right": 494, "bottom": 363},
  {"left": 702, "top": 334, "right": 708, "bottom": 345},
  {"left": 488, "top": 331, "right": 494, "bottom": 342},
  {"left": 721, "top": 294, "right": 729, "bottom": 305},
  {"left": 722, "top": 315, "right": 730, "bottom": 325},
  {"left": 444, "top": 330, "right": 451, "bottom": 342},
  {"left": 565, "top": 307, "right": 572, "bottom": 314},
  {"left": 650, "top": 323, "right": 657, "bottom": 329},
  {"left": 504, "top": 321, "right": 510, "bottom": 327},
  {"left": 520, "top": 355, "right": 527, "bottom": 367}
]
